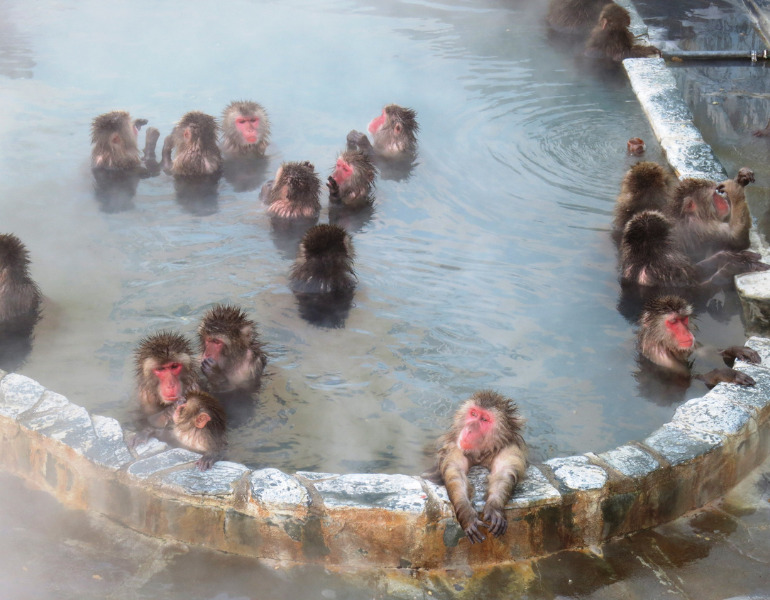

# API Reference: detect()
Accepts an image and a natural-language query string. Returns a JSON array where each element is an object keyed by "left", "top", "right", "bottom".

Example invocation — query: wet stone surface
[
  {"left": 250, "top": 468, "right": 310, "bottom": 508},
  {"left": 0, "top": 373, "right": 45, "bottom": 418},
  {"left": 597, "top": 444, "right": 660, "bottom": 478},
  {"left": 127, "top": 448, "right": 203, "bottom": 479},
  {"left": 507, "top": 466, "right": 562, "bottom": 508},
  {"left": 644, "top": 424, "right": 723, "bottom": 466},
  {"left": 311, "top": 473, "right": 427, "bottom": 513},
  {"left": 672, "top": 394, "right": 753, "bottom": 437},
  {"left": 546, "top": 455, "right": 608, "bottom": 491},
  {"left": 160, "top": 461, "right": 250, "bottom": 497}
]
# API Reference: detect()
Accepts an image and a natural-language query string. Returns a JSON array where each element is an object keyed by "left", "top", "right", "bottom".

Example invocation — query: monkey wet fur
[{"left": 429, "top": 391, "right": 528, "bottom": 544}]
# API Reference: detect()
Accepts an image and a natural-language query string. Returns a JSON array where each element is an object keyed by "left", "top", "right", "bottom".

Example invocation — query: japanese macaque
[
  {"left": 584, "top": 3, "right": 660, "bottom": 61},
  {"left": 546, "top": 0, "right": 613, "bottom": 34},
  {"left": 0, "top": 234, "right": 41, "bottom": 331},
  {"left": 637, "top": 295, "right": 759, "bottom": 387},
  {"left": 347, "top": 104, "right": 419, "bottom": 161},
  {"left": 134, "top": 331, "right": 200, "bottom": 418},
  {"left": 620, "top": 210, "right": 765, "bottom": 290},
  {"left": 221, "top": 100, "right": 270, "bottom": 159},
  {"left": 290, "top": 224, "right": 357, "bottom": 327},
  {"left": 91, "top": 110, "right": 160, "bottom": 174},
  {"left": 428, "top": 391, "right": 527, "bottom": 544},
  {"left": 613, "top": 161, "right": 675, "bottom": 242},
  {"left": 666, "top": 173, "right": 753, "bottom": 262},
  {"left": 198, "top": 304, "right": 267, "bottom": 394},
  {"left": 168, "top": 391, "right": 227, "bottom": 471},
  {"left": 162, "top": 111, "right": 223, "bottom": 177},
  {"left": 327, "top": 149, "right": 377, "bottom": 209},
  {"left": 260, "top": 161, "right": 322, "bottom": 220},
  {"left": 627, "top": 137, "right": 645, "bottom": 155}
]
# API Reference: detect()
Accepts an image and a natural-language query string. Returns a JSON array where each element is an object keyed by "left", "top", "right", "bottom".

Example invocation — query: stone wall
[{"left": 1, "top": 337, "right": 769, "bottom": 568}]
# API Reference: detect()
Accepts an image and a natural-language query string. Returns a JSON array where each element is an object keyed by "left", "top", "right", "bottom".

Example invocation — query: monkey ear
[
  {"left": 394, "top": 123, "right": 402, "bottom": 135},
  {"left": 600, "top": 17, "right": 608, "bottom": 30},
  {"left": 683, "top": 198, "right": 697, "bottom": 213},
  {"left": 194, "top": 412, "right": 211, "bottom": 429},
  {"left": 240, "top": 324, "right": 253, "bottom": 339}
]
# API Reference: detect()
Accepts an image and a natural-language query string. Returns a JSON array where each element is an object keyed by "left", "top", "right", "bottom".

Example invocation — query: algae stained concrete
[{"left": 1, "top": 454, "right": 770, "bottom": 599}]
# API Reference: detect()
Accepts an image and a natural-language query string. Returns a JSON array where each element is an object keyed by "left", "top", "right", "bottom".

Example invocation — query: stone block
[
  {"left": 508, "top": 466, "right": 561, "bottom": 508},
  {"left": 598, "top": 444, "right": 660, "bottom": 478},
  {"left": 160, "top": 461, "right": 250, "bottom": 497},
  {"left": 250, "top": 468, "right": 310, "bottom": 508},
  {"left": 545, "top": 455, "right": 608, "bottom": 491},
  {"left": 672, "top": 394, "right": 753, "bottom": 436},
  {"left": 312, "top": 473, "right": 427, "bottom": 513},
  {"left": 86, "top": 415, "right": 133, "bottom": 470},
  {"left": 127, "top": 448, "right": 202, "bottom": 479},
  {"left": 644, "top": 424, "right": 722, "bottom": 465},
  {"left": 745, "top": 336, "right": 770, "bottom": 363},
  {"left": 0, "top": 374, "right": 45, "bottom": 418},
  {"left": 737, "top": 272, "right": 770, "bottom": 332},
  {"left": 710, "top": 364, "right": 770, "bottom": 414},
  {"left": 21, "top": 398, "right": 93, "bottom": 452}
]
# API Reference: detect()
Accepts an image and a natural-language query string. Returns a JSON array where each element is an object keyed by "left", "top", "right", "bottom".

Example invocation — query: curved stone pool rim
[
  {"left": 4, "top": 48, "right": 770, "bottom": 567},
  {"left": 1, "top": 336, "right": 769, "bottom": 569}
]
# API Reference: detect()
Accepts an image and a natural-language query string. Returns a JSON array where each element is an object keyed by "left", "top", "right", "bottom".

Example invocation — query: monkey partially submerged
[
  {"left": 637, "top": 295, "right": 759, "bottom": 387},
  {"left": 327, "top": 149, "right": 377, "bottom": 209},
  {"left": 198, "top": 304, "right": 267, "bottom": 394},
  {"left": 613, "top": 161, "right": 676, "bottom": 242},
  {"left": 584, "top": 3, "right": 660, "bottom": 61},
  {"left": 91, "top": 110, "right": 160, "bottom": 175},
  {"left": 161, "top": 111, "right": 223, "bottom": 178},
  {"left": 425, "top": 391, "right": 528, "bottom": 544},
  {"left": 134, "top": 331, "right": 201, "bottom": 419},
  {"left": 260, "top": 160, "right": 322, "bottom": 220},
  {"left": 221, "top": 100, "right": 270, "bottom": 159},
  {"left": 347, "top": 104, "right": 418, "bottom": 179}
]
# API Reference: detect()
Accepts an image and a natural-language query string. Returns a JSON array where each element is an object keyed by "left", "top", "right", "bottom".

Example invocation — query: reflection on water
[{"left": 0, "top": 0, "right": 752, "bottom": 475}]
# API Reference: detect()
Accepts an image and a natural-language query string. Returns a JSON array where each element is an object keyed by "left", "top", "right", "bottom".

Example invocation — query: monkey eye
[
  {"left": 716, "top": 184, "right": 726, "bottom": 194},
  {"left": 480, "top": 415, "right": 489, "bottom": 422},
  {"left": 682, "top": 316, "right": 689, "bottom": 326},
  {"left": 470, "top": 410, "right": 478, "bottom": 418},
  {"left": 210, "top": 338, "right": 224, "bottom": 346}
]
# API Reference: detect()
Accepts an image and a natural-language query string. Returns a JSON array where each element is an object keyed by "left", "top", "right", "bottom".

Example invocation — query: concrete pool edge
[
  {"left": 0, "top": 338, "right": 769, "bottom": 568},
  {"left": 3, "top": 48, "right": 770, "bottom": 572}
]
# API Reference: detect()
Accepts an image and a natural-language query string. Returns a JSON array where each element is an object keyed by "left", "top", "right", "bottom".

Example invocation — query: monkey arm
[
  {"left": 482, "top": 445, "right": 527, "bottom": 537},
  {"left": 441, "top": 450, "right": 486, "bottom": 543},
  {"left": 719, "top": 346, "right": 761, "bottom": 366},
  {"left": 727, "top": 194, "right": 751, "bottom": 251},
  {"left": 346, "top": 130, "right": 373, "bottom": 155},
  {"left": 695, "top": 368, "right": 755, "bottom": 388},
  {"left": 161, "top": 133, "right": 175, "bottom": 174}
]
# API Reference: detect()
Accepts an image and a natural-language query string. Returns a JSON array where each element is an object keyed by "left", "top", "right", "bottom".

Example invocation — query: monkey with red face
[
  {"left": 221, "top": 101, "right": 270, "bottom": 159},
  {"left": 637, "top": 295, "right": 759, "bottom": 387},
  {"left": 327, "top": 149, "right": 376, "bottom": 209},
  {"left": 426, "top": 391, "right": 527, "bottom": 544}
]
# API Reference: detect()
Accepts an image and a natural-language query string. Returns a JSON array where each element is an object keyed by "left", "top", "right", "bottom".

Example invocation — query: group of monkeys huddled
[
  {"left": 89, "top": 98, "right": 527, "bottom": 544},
  {"left": 1, "top": 1, "right": 763, "bottom": 547},
  {"left": 614, "top": 160, "right": 766, "bottom": 386}
]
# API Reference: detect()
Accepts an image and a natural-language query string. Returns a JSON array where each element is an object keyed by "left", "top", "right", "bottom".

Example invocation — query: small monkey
[
  {"left": 168, "top": 390, "right": 227, "bottom": 471},
  {"left": 198, "top": 304, "right": 268, "bottom": 393}
]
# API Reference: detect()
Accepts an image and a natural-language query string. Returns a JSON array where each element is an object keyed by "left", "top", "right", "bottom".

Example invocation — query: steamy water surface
[{"left": 0, "top": 0, "right": 750, "bottom": 474}]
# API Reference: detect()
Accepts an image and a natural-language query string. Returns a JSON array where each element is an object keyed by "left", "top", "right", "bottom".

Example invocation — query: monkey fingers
[
  {"left": 326, "top": 176, "right": 340, "bottom": 198},
  {"left": 128, "top": 429, "right": 153, "bottom": 450},
  {"left": 133, "top": 118, "right": 148, "bottom": 131},
  {"left": 346, "top": 130, "right": 371, "bottom": 152},
  {"left": 482, "top": 506, "right": 508, "bottom": 537},
  {"left": 464, "top": 519, "right": 488, "bottom": 544},
  {"left": 720, "top": 346, "right": 761, "bottom": 365},
  {"left": 196, "top": 455, "right": 217, "bottom": 471},
  {"left": 698, "top": 368, "right": 756, "bottom": 388}
]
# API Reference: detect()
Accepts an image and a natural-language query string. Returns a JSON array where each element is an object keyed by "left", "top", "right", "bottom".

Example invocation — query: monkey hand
[
  {"left": 128, "top": 429, "right": 152, "bottom": 451},
  {"left": 482, "top": 505, "right": 508, "bottom": 537},
  {"left": 346, "top": 130, "right": 371, "bottom": 152},
  {"left": 720, "top": 346, "right": 761, "bottom": 365},
  {"left": 133, "top": 118, "right": 149, "bottom": 131},
  {"left": 196, "top": 454, "right": 216, "bottom": 471},
  {"left": 144, "top": 127, "right": 160, "bottom": 152},
  {"left": 201, "top": 357, "right": 217, "bottom": 377},
  {"left": 326, "top": 175, "right": 340, "bottom": 199},
  {"left": 463, "top": 518, "right": 488, "bottom": 544},
  {"left": 753, "top": 128, "right": 770, "bottom": 138},
  {"left": 698, "top": 368, "right": 756, "bottom": 388},
  {"left": 736, "top": 167, "right": 755, "bottom": 187}
]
